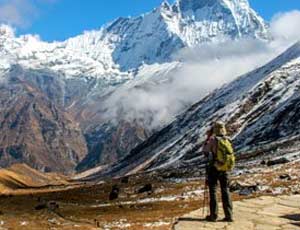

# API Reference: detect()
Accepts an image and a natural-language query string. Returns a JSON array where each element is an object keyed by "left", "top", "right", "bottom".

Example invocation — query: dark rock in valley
[
  {"left": 230, "top": 181, "right": 260, "bottom": 196},
  {"left": 267, "top": 158, "right": 290, "bottom": 167},
  {"left": 260, "top": 160, "right": 266, "bottom": 165},
  {"left": 138, "top": 183, "right": 153, "bottom": 194},
  {"left": 34, "top": 204, "right": 47, "bottom": 211},
  {"left": 109, "top": 185, "right": 120, "bottom": 201},
  {"left": 121, "top": 176, "right": 129, "bottom": 184},
  {"left": 279, "top": 174, "right": 292, "bottom": 180},
  {"left": 47, "top": 201, "right": 59, "bottom": 211}
]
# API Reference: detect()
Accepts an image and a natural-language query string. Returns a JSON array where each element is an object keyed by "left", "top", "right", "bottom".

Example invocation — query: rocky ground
[{"left": 0, "top": 160, "right": 299, "bottom": 230}]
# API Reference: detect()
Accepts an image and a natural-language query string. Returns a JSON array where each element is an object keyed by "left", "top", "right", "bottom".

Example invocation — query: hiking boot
[
  {"left": 205, "top": 215, "right": 217, "bottom": 222},
  {"left": 221, "top": 217, "right": 234, "bottom": 222}
]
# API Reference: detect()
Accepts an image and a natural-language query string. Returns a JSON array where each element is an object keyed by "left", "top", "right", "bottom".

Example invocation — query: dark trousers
[{"left": 207, "top": 166, "right": 233, "bottom": 219}]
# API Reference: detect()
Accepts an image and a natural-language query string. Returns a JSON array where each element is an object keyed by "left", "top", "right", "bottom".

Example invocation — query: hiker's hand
[
  {"left": 205, "top": 178, "right": 209, "bottom": 186},
  {"left": 214, "top": 161, "right": 225, "bottom": 168}
]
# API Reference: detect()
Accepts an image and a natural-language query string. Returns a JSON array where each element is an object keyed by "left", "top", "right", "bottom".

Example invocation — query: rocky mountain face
[
  {"left": 76, "top": 120, "right": 149, "bottom": 171},
  {"left": 0, "top": 66, "right": 87, "bottom": 174},
  {"left": 89, "top": 41, "right": 300, "bottom": 180},
  {"left": 0, "top": 0, "right": 271, "bottom": 173}
]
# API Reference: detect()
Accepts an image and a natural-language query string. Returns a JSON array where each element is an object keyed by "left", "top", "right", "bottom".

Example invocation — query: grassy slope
[{"left": 0, "top": 164, "right": 69, "bottom": 193}]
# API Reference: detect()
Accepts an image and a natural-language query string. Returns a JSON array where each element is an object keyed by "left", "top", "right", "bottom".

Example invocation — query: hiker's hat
[{"left": 213, "top": 121, "right": 227, "bottom": 136}]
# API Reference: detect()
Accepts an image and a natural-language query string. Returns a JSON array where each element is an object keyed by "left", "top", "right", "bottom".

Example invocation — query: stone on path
[{"left": 173, "top": 195, "right": 300, "bottom": 230}]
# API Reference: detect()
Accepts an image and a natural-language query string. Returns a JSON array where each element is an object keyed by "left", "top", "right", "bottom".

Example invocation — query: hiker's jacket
[{"left": 203, "top": 135, "right": 218, "bottom": 165}]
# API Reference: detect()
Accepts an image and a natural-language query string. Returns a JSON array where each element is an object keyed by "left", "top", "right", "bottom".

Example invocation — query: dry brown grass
[{"left": 0, "top": 164, "right": 70, "bottom": 195}]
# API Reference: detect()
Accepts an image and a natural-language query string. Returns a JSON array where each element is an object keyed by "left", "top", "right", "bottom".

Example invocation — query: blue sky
[{"left": 0, "top": 0, "right": 299, "bottom": 41}]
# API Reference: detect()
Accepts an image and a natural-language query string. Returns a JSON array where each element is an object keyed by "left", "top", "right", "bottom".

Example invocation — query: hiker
[{"left": 202, "top": 121, "right": 234, "bottom": 222}]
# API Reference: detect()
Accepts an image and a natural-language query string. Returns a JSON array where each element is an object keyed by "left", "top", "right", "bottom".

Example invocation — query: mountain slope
[
  {"left": 0, "top": 0, "right": 271, "bottom": 173},
  {"left": 0, "top": 66, "right": 87, "bottom": 173},
  {"left": 87, "top": 41, "right": 300, "bottom": 179},
  {"left": 0, "top": 164, "right": 68, "bottom": 193}
]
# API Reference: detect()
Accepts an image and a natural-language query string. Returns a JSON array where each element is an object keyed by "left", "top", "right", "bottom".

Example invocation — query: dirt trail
[{"left": 174, "top": 195, "right": 300, "bottom": 230}]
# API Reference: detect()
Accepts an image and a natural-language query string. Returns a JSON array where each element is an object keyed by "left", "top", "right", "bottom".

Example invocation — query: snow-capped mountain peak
[
  {"left": 160, "top": 0, "right": 172, "bottom": 10},
  {"left": 171, "top": 0, "right": 269, "bottom": 44},
  {"left": 0, "top": 24, "right": 15, "bottom": 38},
  {"left": 176, "top": 0, "right": 250, "bottom": 13},
  {"left": 0, "top": 0, "right": 269, "bottom": 78}
]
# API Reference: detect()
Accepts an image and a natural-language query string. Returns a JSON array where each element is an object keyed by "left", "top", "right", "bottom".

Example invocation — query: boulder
[
  {"left": 260, "top": 160, "right": 266, "bottom": 165},
  {"left": 47, "top": 201, "right": 59, "bottom": 211},
  {"left": 266, "top": 157, "right": 290, "bottom": 166},
  {"left": 35, "top": 204, "right": 47, "bottom": 210},
  {"left": 230, "top": 181, "right": 259, "bottom": 196},
  {"left": 138, "top": 183, "right": 153, "bottom": 194},
  {"left": 121, "top": 176, "right": 129, "bottom": 184},
  {"left": 279, "top": 174, "right": 292, "bottom": 180},
  {"left": 109, "top": 185, "right": 120, "bottom": 200}
]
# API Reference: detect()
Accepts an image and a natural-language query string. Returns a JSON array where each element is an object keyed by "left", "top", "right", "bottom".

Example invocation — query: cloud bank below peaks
[{"left": 103, "top": 10, "right": 300, "bottom": 130}]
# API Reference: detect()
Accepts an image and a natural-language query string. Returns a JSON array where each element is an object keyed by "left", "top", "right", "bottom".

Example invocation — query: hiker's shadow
[
  {"left": 177, "top": 217, "right": 207, "bottom": 222},
  {"left": 281, "top": 214, "right": 300, "bottom": 227},
  {"left": 172, "top": 218, "right": 207, "bottom": 230}
]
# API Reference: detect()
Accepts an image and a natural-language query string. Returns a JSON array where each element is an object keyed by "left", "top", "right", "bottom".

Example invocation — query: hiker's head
[{"left": 213, "top": 121, "right": 227, "bottom": 136}]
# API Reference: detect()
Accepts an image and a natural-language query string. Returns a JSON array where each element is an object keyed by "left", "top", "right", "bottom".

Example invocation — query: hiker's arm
[
  {"left": 202, "top": 136, "right": 214, "bottom": 158},
  {"left": 202, "top": 141, "right": 209, "bottom": 157},
  {"left": 211, "top": 138, "right": 218, "bottom": 158}
]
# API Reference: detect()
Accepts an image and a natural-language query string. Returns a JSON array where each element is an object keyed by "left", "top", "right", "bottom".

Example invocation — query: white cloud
[
  {"left": 0, "top": 0, "right": 57, "bottom": 28},
  {"left": 104, "top": 39, "right": 281, "bottom": 129},
  {"left": 0, "top": 0, "right": 36, "bottom": 27},
  {"left": 103, "top": 10, "right": 300, "bottom": 130},
  {"left": 270, "top": 10, "right": 300, "bottom": 43}
]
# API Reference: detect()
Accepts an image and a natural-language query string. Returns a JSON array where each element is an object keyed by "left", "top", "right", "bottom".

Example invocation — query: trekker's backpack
[{"left": 214, "top": 137, "right": 235, "bottom": 171}]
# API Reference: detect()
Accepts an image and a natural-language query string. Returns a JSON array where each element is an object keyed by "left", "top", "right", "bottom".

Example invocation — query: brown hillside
[
  {"left": 0, "top": 164, "right": 68, "bottom": 193},
  {"left": 0, "top": 68, "right": 87, "bottom": 174}
]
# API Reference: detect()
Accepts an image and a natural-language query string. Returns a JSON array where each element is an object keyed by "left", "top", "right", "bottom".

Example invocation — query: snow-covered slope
[
  {"left": 0, "top": 25, "right": 128, "bottom": 81},
  {"left": 88, "top": 41, "right": 300, "bottom": 179},
  {"left": 0, "top": 0, "right": 269, "bottom": 78}
]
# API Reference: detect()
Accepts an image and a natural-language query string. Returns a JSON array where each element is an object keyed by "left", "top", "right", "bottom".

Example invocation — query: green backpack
[{"left": 214, "top": 137, "right": 235, "bottom": 171}]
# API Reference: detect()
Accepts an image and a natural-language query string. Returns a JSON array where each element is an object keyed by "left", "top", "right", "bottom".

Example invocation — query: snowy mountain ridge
[
  {"left": 0, "top": 0, "right": 276, "bottom": 173},
  {"left": 0, "top": 0, "right": 269, "bottom": 80},
  {"left": 86, "top": 41, "right": 300, "bottom": 179}
]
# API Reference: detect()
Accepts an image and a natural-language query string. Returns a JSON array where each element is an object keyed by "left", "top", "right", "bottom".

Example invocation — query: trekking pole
[
  {"left": 202, "top": 183, "right": 206, "bottom": 217},
  {"left": 202, "top": 165, "right": 208, "bottom": 217}
]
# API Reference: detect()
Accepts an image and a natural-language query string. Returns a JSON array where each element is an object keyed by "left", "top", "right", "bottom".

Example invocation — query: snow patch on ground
[{"left": 91, "top": 189, "right": 204, "bottom": 208}]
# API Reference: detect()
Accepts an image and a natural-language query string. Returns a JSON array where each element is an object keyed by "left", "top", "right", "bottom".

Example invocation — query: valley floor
[{"left": 0, "top": 161, "right": 299, "bottom": 230}]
